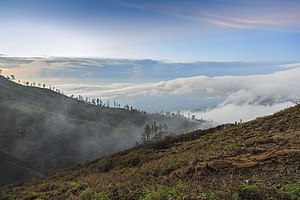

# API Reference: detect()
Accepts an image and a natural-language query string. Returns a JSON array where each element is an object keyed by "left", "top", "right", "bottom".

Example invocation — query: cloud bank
[
  {"left": 1, "top": 56, "right": 299, "bottom": 124},
  {"left": 57, "top": 67, "right": 300, "bottom": 123}
]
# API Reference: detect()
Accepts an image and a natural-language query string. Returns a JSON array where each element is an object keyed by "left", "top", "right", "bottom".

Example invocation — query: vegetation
[
  {"left": 0, "top": 100, "right": 299, "bottom": 199},
  {"left": 0, "top": 75, "right": 208, "bottom": 186}
]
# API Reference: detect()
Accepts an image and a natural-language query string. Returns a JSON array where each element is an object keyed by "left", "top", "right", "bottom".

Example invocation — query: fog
[{"left": 0, "top": 75, "right": 215, "bottom": 185}]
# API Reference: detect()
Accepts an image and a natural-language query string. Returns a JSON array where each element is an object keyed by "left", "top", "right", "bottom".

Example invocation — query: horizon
[
  {"left": 0, "top": 0, "right": 300, "bottom": 123},
  {"left": 1, "top": 56, "right": 299, "bottom": 124}
]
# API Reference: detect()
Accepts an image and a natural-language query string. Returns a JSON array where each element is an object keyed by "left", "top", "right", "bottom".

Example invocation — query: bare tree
[{"left": 144, "top": 124, "right": 151, "bottom": 141}]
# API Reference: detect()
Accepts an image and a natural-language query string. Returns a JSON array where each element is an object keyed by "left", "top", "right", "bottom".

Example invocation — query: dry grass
[{"left": 1, "top": 104, "right": 300, "bottom": 199}]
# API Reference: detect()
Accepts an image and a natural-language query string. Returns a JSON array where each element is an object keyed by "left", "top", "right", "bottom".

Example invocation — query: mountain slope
[
  {"left": 0, "top": 76, "right": 210, "bottom": 185},
  {"left": 0, "top": 150, "right": 42, "bottom": 186},
  {"left": 1, "top": 104, "right": 299, "bottom": 199}
]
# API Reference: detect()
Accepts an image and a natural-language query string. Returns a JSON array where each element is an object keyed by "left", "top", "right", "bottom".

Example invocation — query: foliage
[
  {"left": 140, "top": 185, "right": 187, "bottom": 200},
  {"left": 280, "top": 181, "right": 300, "bottom": 200}
]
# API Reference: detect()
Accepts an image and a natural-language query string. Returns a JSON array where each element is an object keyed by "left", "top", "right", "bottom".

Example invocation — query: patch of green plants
[
  {"left": 66, "top": 181, "right": 87, "bottom": 197},
  {"left": 236, "top": 182, "right": 282, "bottom": 200},
  {"left": 104, "top": 184, "right": 129, "bottom": 200},
  {"left": 140, "top": 184, "right": 187, "bottom": 200},
  {"left": 280, "top": 181, "right": 300, "bottom": 200},
  {"left": 79, "top": 189, "right": 113, "bottom": 200},
  {"left": 80, "top": 189, "right": 94, "bottom": 200},
  {"left": 197, "top": 187, "right": 220, "bottom": 200}
]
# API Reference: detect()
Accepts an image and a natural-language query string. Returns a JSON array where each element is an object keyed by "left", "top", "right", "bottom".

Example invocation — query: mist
[{"left": 0, "top": 74, "right": 215, "bottom": 185}]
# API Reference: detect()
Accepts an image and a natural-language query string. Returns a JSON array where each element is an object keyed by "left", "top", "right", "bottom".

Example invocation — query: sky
[
  {"left": 0, "top": 0, "right": 299, "bottom": 124},
  {"left": 0, "top": 0, "right": 300, "bottom": 62}
]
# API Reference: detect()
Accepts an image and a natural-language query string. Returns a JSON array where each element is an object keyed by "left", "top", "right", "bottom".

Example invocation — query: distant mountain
[
  {"left": 0, "top": 76, "right": 212, "bottom": 185},
  {"left": 1, "top": 103, "right": 299, "bottom": 199}
]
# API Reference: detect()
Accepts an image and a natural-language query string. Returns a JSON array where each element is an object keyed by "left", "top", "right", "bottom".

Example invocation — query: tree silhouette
[{"left": 144, "top": 124, "right": 151, "bottom": 141}]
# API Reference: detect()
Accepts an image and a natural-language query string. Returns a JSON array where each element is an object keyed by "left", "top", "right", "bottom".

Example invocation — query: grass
[{"left": 1, "top": 104, "right": 300, "bottom": 199}]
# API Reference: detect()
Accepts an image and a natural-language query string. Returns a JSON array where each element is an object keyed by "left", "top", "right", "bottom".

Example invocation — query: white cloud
[
  {"left": 56, "top": 66, "right": 300, "bottom": 123},
  {"left": 57, "top": 67, "right": 300, "bottom": 101},
  {"left": 186, "top": 102, "right": 295, "bottom": 124}
]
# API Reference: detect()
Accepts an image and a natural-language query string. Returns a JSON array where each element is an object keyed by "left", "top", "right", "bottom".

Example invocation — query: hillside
[
  {"left": 1, "top": 103, "right": 299, "bottom": 199},
  {"left": 0, "top": 76, "right": 211, "bottom": 186}
]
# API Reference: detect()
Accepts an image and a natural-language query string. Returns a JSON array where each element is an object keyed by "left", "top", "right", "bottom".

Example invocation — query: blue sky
[
  {"left": 0, "top": 0, "right": 299, "bottom": 62},
  {"left": 0, "top": 0, "right": 300, "bottom": 123}
]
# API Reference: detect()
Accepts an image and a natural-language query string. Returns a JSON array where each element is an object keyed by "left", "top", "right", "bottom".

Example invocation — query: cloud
[
  {"left": 112, "top": 0, "right": 300, "bottom": 31},
  {"left": 56, "top": 66, "right": 300, "bottom": 123},
  {"left": 0, "top": 56, "right": 284, "bottom": 82},
  {"left": 2, "top": 56, "right": 298, "bottom": 123},
  {"left": 204, "top": 19, "right": 250, "bottom": 29},
  {"left": 58, "top": 66, "right": 300, "bottom": 100},
  {"left": 187, "top": 102, "right": 294, "bottom": 124},
  {"left": 279, "top": 62, "right": 300, "bottom": 69}
]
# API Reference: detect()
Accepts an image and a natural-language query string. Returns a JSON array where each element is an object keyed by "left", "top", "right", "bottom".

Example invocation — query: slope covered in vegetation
[
  {"left": 0, "top": 76, "right": 209, "bottom": 185},
  {"left": 1, "top": 103, "right": 300, "bottom": 199}
]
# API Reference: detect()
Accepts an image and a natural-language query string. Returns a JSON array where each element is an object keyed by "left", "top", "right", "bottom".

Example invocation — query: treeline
[{"left": 1, "top": 73, "right": 205, "bottom": 121}]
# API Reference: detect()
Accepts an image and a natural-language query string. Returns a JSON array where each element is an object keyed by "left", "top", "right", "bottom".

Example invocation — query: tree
[
  {"left": 144, "top": 124, "right": 151, "bottom": 141},
  {"left": 163, "top": 123, "right": 168, "bottom": 131},
  {"left": 10, "top": 75, "right": 15, "bottom": 80},
  {"left": 0, "top": 69, "right": 2, "bottom": 75}
]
